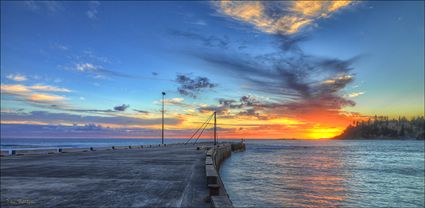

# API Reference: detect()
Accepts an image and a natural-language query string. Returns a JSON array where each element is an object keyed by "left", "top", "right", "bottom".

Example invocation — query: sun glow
[{"left": 308, "top": 126, "right": 344, "bottom": 139}]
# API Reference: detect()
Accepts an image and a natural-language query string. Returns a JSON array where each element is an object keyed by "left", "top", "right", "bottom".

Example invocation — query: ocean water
[
  {"left": 220, "top": 140, "right": 425, "bottom": 208},
  {"left": 0, "top": 138, "right": 212, "bottom": 150}
]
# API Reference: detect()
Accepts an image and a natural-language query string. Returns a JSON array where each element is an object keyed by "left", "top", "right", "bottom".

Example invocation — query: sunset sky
[{"left": 1, "top": 1, "right": 424, "bottom": 139}]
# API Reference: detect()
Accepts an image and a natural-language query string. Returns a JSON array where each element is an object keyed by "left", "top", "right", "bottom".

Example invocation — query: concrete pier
[{"left": 1, "top": 143, "right": 213, "bottom": 207}]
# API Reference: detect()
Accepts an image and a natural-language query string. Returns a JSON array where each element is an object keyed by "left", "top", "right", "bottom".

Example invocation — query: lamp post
[
  {"left": 214, "top": 111, "right": 217, "bottom": 145},
  {"left": 161, "top": 92, "right": 166, "bottom": 145}
]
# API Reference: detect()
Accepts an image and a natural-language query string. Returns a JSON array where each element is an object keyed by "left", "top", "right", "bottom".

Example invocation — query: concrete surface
[{"left": 0, "top": 144, "right": 210, "bottom": 208}]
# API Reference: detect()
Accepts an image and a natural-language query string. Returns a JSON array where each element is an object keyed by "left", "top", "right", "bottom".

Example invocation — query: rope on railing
[
  {"left": 193, "top": 115, "right": 213, "bottom": 144},
  {"left": 184, "top": 112, "right": 214, "bottom": 144}
]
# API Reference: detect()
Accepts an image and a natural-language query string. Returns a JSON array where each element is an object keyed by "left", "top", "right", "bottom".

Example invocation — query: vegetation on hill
[{"left": 334, "top": 116, "right": 425, "bottom": 140}]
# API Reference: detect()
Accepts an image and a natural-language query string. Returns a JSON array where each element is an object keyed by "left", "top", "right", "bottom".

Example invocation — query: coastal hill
[{"left": 334, "top": 116, "right": 425, "bottom": 140}]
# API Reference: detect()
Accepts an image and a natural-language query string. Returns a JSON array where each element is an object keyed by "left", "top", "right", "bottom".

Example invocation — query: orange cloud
[
  {"left": 1, "top": 84, "right": 30, "bottom": 93},
  {"left": 328, "top": 1, "right": 352, "bottom": 12},
  {"left": 29, "top": 93, "right": 66, "bottom": 102},
  {"left": 1, "top": 84, "right": 70, "bottom": 105},
  {"left": 1, "top": 84, "right": 71, "bottom": 94},
  {"left": 292, "top": 1, "right": 325, "bottom": 17},
  {"left": 218, "top": 1, "right": 354, "bottom": 34}
]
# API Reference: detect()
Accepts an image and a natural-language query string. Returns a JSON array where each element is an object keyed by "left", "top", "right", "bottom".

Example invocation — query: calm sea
[
  {"left": 0, "top": 138, "right": 212, "bottom": 150},
  {"left": 220, "top": 140, "right": 425, "bottom": 208},
  {"left": 2, "top": 138, "right": 424, "bottom": 207}
]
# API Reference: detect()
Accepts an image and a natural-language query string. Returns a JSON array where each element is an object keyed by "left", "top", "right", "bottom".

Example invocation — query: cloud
[
  {"left": 73, "top": 63, "right": 134, "bottom": 79},
  {"left": 67, "top": 51, "right": 170, "bottom": 81},
  {"left": 156, "top": 97, "right": 192, "bottom": 108},
  {"left": 62, "top": 104, "right": 139, "bottom": 114},
  {"left": 50, "top": 42, "right": 69, "bottom": 51},
  {"left": 1, "top": 110, "right": 182, "bottom": 127},
  {"left": 194, "top": 49, "right": 358, "bottom": 99},
  {"left": 190, "top": 19, "right": 207, "bottom": 26},
  {"left": 217, "top": 1, "right": 354, "bottom": 34},
  {"left": 23, "top": 1, "right": 63, "bottom": 13},
  {"left": 66, "top": 108, "right": 114, "bottom": 113},
  {"left": 1, "top": 84, "right": 71, "bottom": 93},
  {"left": 29, "top": 85, "right": 71, "bottom": 92},
  {"left": 113, "top": 104, "right": 129, "bottom": 111},
  {"left": 347, "top": 92, "right": 365, "bottom": 98},
  {"left": 0, "top": 123, "right": 202, "bottom": 139},
  {"left": 176, "top": 74, "right": 217, "bottom": 98},
  {"left": 133, "top": 109, "right": 149, "bottom": 114},
  {"left": 170, "top": 30, "right": 229, "bottom": 49},
  {"left": 198, "top": 105, "right": 229, "bottom": 115},
  {"left": 6, "top": 74, "right": 27, "bottom": 82},
  {"left": 28, "top": 93, "right": 66, "bottom": 102},
  {"left": 1, "top": 84, "right": 71, "bottom": 105},
  {"left": 198, "top": 95, "right": 268, "bottom": 119},
  {"left": 237, "top": 108, "right": 268, "bottom": 120},
  {"left": 1, "top": 84, "right": 31, "bottom": 93},
  {"left": 181, "top": 29, "right": 360, "bottom": 124},
  {"left": 72, "top": 62, "right": 168, "bottom": 81},
  {"left": 75, "top": 63, "right": 97, "bottom": 72},
  {"left": 86, "top": 1, "right": 100, "bottom": 19}
]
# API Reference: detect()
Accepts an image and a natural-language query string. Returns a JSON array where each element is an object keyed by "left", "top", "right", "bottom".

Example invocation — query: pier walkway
[{"left": 1, "top": 144, "right": 211, "bottom": 207}]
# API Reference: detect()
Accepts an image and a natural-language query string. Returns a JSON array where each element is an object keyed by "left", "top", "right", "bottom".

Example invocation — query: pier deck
[{"left": 0, "top": 144, "right": 210, "bottom": 207}]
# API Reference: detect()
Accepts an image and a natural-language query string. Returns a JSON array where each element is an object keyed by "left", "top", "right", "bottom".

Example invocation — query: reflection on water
[{"left": 220, "top": 140, "right": 425, "bottom": 207}]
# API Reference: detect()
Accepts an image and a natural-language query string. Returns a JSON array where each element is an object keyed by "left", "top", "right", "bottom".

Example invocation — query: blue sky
[{"left": 1, "top": 1, "right": 424, "bottom": 139}]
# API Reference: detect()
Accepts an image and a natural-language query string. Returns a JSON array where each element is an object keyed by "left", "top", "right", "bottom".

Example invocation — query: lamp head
[{"left": 162, "top": 92, "right": 166, "bottom": 95}]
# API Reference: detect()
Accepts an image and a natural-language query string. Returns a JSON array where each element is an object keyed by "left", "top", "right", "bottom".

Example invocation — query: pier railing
[{"left": 205, "top": 142, "right": 246, "bottom": 208}]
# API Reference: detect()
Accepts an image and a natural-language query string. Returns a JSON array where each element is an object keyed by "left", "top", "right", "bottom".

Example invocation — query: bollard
[{"left": 208, "top": 184, "right": 220, "bottom": 196}]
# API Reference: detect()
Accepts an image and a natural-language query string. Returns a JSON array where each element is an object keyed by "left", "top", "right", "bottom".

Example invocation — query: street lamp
[{"left": 161, "top": 92, "right": 166, "bottom": 145}]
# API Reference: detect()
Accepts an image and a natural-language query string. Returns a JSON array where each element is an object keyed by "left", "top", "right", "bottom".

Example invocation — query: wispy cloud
[
  {"left": 133, "top": 109, "right": 149, "bottom": 114},
  {"left": 190, "top": 19, "right": 207, "bottom": 26},
  {"left": 175, "top": 18, "right": 361, "bottom": 129},
  {"left": 217, "top": 1, "right": 354, "bottom": 34},
  {"left": 1, "top": 110, "right": 182, "bottom": 127},
  {"left": 6, "top": 74, "right": 27, "bottom": 82},
  {"left": 24, "top": 1, "right": 63, "bottom": 13},
  {"left": 0, "top": 123, "right": 201, "bottom": 139},
  {"left": 170, "top": 30, "right": 229, "bottom": 49},
  {"left": 1, "top": 84, "right": 70, "bottom": 105},
  {"left": 158, "top": 97, "right": 191, "bottom": 108},
  {"left": 346, "top": 91, "right": 365, "bottom": 98},
  {"left": 71, "top": 62, "right": 167, "bottom": 81},
  {"left": 29, "top": 85, "right": 71, "bottom": 92},
  {"left": 50, "top": 42, "right": 69, "bottom": 51},
  {"left": 1, "top": 84, "right": 71, "bottom": 93},
  {"left": 86, "top": 1, "right": 101, "bottom": 20},
  {"left": 72, "top": 63, "right": 133, "bottom": 79}
]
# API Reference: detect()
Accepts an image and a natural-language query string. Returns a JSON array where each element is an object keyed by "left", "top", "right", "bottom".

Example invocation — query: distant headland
[{"left": 334, "top": 116, "right": 425, "bottom": 140}]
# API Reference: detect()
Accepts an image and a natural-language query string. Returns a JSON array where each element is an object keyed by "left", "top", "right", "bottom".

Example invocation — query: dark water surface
[
  {"left": 0, "top": 138, "right": 207, "bottom": 150},
  {"left": 220, "top": 140, "right": 425, "bottom": 207}
]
